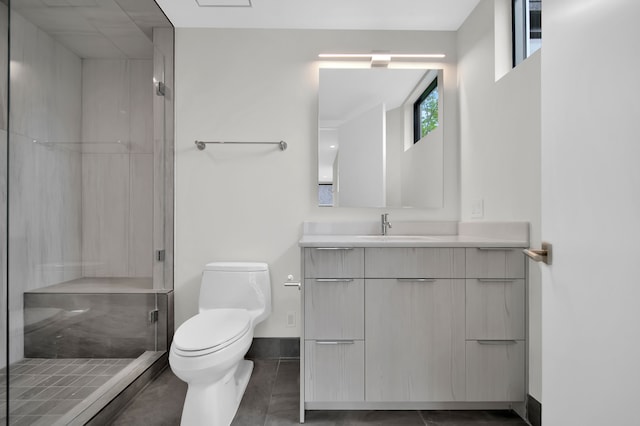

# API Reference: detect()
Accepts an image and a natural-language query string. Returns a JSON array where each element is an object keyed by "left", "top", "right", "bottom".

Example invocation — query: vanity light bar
[{"left": 318, "top": 53, "right": 446, "bottom": 59}]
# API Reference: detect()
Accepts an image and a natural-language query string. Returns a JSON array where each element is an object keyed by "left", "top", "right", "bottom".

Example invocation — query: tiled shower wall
[
  {"left": 7, "top": 10, "right": 84, "bottom": 363},
  {"left": 81, "top": 59, "right": 153, "bottom": 278},
  {"left": 5, "top": 10, "right": 156, "bottom": 363}
]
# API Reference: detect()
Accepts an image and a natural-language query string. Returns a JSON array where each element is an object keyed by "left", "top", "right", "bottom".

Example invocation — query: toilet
[{"left": 169, "top": 262, "right": 271, "bottom": 426}]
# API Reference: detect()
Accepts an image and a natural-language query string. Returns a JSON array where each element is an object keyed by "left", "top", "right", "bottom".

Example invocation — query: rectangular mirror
[{"left": 318, "top": 68, "right": 444, "bottom": 208}]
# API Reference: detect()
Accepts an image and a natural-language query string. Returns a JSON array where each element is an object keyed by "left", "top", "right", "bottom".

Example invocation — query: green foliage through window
[{"left": 413, "top": 78, "right": 438, "bottom": 143}]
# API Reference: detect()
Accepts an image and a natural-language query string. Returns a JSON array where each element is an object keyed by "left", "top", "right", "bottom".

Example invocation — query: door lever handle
[{"left": 524, "top": 242, "right": 552, "bottom": 265}]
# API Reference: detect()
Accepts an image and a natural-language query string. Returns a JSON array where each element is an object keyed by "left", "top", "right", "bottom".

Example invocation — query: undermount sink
[{"left": 354, "top": 235, "right": 445, "bottom": 242}]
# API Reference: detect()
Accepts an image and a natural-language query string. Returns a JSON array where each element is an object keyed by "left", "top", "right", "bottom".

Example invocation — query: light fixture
[
  {"left": 195, "top": 0, "right": 252, "bottom": 7},
  {"left": 318, "top": 52, "right": 445, "bottom": 67}
]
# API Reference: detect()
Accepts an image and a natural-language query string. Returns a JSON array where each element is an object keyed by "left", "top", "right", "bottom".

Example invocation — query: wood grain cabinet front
[
  {"left": 304, "top": 278, "right": 364, "bottom": 340},
  {"left": 365, "top": 278, "right": 466, "bottom": 402},
  {"left": 304, "top": 340, "right": 365, "bottom": 402},
  {"left": 464, "top": 247, "right": 526, "bottom": 403},
  {"left": 303, "top": 247, "right": 364, "bottom": 278},
  {"left": 303, "top": 247, "right": 365, "bottom": 404}
]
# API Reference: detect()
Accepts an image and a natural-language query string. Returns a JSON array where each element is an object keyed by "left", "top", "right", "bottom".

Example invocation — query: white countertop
[{"left": 299, "top": 234, "right": 529, "bottom": 248}]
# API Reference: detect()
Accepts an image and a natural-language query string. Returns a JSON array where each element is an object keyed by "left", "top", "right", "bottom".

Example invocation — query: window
[
  {"left": 513, "top": 0, "right": 542, "bottom": 66},
  {"left": 413, "top": 77, "right": 438, "bottom": 143},
  {"left": 318, "top": 184, "right": 334, "bottom": 206}
]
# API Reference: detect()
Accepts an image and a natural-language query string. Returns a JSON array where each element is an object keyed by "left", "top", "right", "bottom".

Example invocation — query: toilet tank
[{"left": 199, "top": 262, "right": 271, "bottom": 324}]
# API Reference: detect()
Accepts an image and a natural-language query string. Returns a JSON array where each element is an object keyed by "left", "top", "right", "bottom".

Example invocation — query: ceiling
[
  {"left": 155, "top": 0, "right": 481, "bottom": 31},
  {"left": 12, "top": 0, "right": 171, "bottom": 59}
]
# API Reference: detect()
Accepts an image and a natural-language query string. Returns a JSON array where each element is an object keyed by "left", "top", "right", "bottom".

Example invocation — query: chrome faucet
[{"left": 381, "top": 213, "right": 392, "bottom": 235}]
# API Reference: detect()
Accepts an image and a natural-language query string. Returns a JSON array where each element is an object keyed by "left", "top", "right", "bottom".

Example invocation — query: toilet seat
[{"left": 173, "top": 309, "right": 251, "bottom": 357}]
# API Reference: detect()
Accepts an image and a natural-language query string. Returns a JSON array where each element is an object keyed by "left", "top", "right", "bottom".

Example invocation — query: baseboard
[
  {"left": 246, "top": 337, "right": 300, "bottom": 359},
  {"left": 527, "top": 394, "right": 541, "bottom": 426}
]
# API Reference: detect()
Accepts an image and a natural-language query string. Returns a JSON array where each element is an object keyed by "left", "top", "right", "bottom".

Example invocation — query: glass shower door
[{"left": 1, "top": 0, "right": 8, "bottom": 421}]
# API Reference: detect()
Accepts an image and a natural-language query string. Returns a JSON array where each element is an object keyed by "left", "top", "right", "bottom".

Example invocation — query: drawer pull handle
[
  {"left": 477, "top": 247, "right": 513, "bottom": 251},
  {"left": 316, "top": 340, "right": 355, "bottom": 345},
  {"left": 315, "top": 278, "right": 354, "bottom": 283},
  {"left": 477, "top": 279, "right": 516, "bottom": 283},
  {"left": 478, "top": 340, "right": 518, "bottom": 345},
  {"left": 396, "top": 278, "right": 436, "bottom": 283},
  {"left": 315, "top": 247, "right": 354, "bottom": 250}
]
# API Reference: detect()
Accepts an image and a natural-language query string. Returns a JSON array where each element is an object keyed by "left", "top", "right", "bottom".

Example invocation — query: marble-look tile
[
  {"left": 102, "top": 27, "right": 154, "bottom": 59},
  {"left": 9, "top": 12, "right": 45, "bottom": 140},
  {"left": 82, "top": 153, "right": 130, "bottom": 277},
  {"left": 24, "top": 293, "right": 156, "bottom": 358},
  {"left": 0, "top": 5, "right": 8, "bottom": 130},
  {"left": 129, "top": 59, "right": 153, "bottom": 153},
  {"left": 6, "top": 10, "right": 83, "bottom": 365},
  {"left": 47, "top": 41, "right": 82, "bottom": 144},
  {"left": 0, "top": 127, "right": 7, "bottom": 369},
  {"left": 82, "top": 59, "right": 130, "bottom": 148},
  {"left": 129, "top": 154, "right": 153, "bottom": 277}
]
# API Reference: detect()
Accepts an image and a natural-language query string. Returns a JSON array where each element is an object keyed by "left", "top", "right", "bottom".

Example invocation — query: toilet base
[{"left": 180, "top": 359, "right": 254, "bottom": 426}]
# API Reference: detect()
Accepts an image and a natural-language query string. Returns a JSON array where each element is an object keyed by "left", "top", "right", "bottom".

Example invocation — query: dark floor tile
[
  {"left": 271, "top": 360, "right": 299, "bottom": 396},
  {"left": 263, "top": 392, "right": 301, "bottom": 426},
  {"left": 343, "top": 410, "right": 426, "bottom": 425},
  {"left": 232, "top": 360, "right": 279, "bottom": 426},
  {"left": 30, "top": 398, "right": 82, "bottom": 415},
  {"left": 9, "top": 400, "right": 44, "bottom": 416},
  {"left": 262, "top": 360, "right": 302, "bottom": 425},
  {"left": 420, "top": 410, "right": 528, "bottom": 425},
  {"left": 111, "top": 367, "right": 187, "bottom": 426},
  {"left": 266, "top": 405, "right": 345, "bottom": 426}
]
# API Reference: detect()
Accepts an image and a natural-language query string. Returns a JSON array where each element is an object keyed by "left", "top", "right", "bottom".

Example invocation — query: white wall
[
  {"left": 457, "top": 0, "right": 542, "bottom": 400},
  {"left": 174, "top": 28, "right": 460, "bottom": 337}
]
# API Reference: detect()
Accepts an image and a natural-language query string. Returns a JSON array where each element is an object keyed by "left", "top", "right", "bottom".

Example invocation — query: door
[{"left": 541, "top": 1, "right": 640, "bottom": 425}]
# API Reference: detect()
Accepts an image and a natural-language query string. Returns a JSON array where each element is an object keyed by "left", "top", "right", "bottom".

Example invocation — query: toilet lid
[{"left": 173, "top": 309, "right": 251, "bottom": 354}]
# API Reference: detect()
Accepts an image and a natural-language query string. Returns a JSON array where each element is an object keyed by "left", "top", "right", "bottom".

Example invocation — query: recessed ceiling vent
[{"left": 195, "top": 0, "right": 252, "bottom": 6}]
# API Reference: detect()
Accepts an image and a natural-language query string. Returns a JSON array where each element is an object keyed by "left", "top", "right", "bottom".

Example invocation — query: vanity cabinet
[
  {"left": 303, "top": 248, "right": 365, "bottom": 402},
  {"left": 301, "top": 243, "right": 527, "bottom": 419},
  {"left": 464, "top": 248, "right": 526, "bottom": 402}
]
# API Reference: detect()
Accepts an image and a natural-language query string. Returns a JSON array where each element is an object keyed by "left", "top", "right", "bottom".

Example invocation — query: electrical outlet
[
  {"left": 471, "top": 199, "right": 484, "bottom": 218},
  {"left": 286, "top": 311, "right": 296, "bottom": 328}
]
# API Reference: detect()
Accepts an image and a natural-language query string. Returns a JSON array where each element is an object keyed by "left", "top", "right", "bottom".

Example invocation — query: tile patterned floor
[
  {"left": 114, "top": 359, "right": 531, "bottom": 426},
  {"left": 0, "top": 357, "right": 133, "bottom": 425}
]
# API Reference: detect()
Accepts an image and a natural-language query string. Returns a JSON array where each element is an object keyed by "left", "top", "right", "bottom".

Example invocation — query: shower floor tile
[{"left": 1, "top": 357, "right": 134, "bottom": 424}]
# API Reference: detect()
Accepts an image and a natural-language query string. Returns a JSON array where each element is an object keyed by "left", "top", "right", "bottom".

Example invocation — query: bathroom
[{"left": 4, "top": 0, "right": 640, "bottom": 425}]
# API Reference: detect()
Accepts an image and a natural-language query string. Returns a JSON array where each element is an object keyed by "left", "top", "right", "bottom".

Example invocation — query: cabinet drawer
[
  {"left": 466, "top": 279, "right": 525, "bottom": 340},
  {"left": 466, "top": 340, "right": 525, "bottom": 402},
  {"left": 465, "top": 248, "right": 525, "bottom": 279},
  {"left": 364, "top": 247, "right": 465, "bottom": 278},
  {"left": 304, "top": 247, "right": 364, "bottom": 278},
  {"left": 304, "top": 340, "right": 364, "bottom": 402},
  {"left": 304, "top": 278, "right": 364, "bottom": 340}
]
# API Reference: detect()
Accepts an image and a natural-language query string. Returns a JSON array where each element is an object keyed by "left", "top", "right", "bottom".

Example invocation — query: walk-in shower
[{"left": 1, "top": 0, "right": 175, "bottom": 423}]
